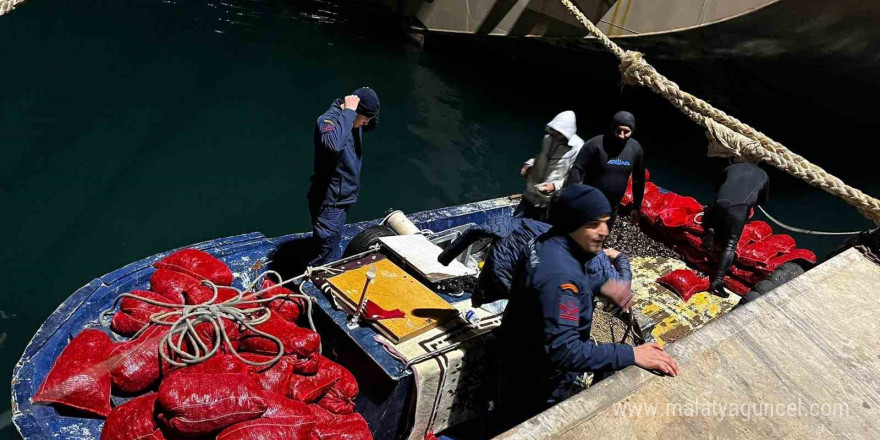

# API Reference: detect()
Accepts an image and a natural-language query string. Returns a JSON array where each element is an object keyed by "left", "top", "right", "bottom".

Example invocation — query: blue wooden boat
[{"left": 11, "top": 196, "right": 519, "bottom": 440}]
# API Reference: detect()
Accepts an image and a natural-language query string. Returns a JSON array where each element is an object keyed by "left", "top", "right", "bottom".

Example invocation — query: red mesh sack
[
  {"left": 239, "top": 347, "right": 318, "bottom": 375},
  {"left": 291, "top": 355, "right": 319, "bottom": 375},
  {"left": 260, "top": 279, "right": 306, "bottom": 322},
  {"left": 737, "top": 240, "right": 781, "bottom": 267},
  {"left": 760, "top": 234, "right": 796, "bottom": 254},
  {"left": 741, "top": 221, "right": 773, "bottom": 244},
  {"left": 154, "top": 248, "right": 234, "bottom": 286},
  {"left": 241, "top": 354, "right": 297, "bottom": 395},
  {"left": 640, "top": 188, "right": 668, "bottom": 224},
  {"left": 188, "top": 318, "right": 241, "bottom": 354},
  {"left": 157, "top": 373, "right": 267, "bottom": 436},
  {"left": 216, "top": 416, "right": 317, "bottom": 440},
  {"left": 318, "top": 389, "right": 355, "bottom": 415},
  {"left": 315, "top": 356, "right": 358, "bottom": 414},
  {"left": 239, "top": 314, "right": 320, "bottom": 359},
  {"left": 762, "top": 249, "right": 817, "bottom": 272},
  {"left": 107, "top": 326, "right": 168, "bottom": 394},
  {"left": 185, "top": 285, "right": 241, "bottom": 305},
  {"left": 315, "top": 413, "right": 372, "bottom": 440},
  {"left": 165, "top": 353, "right": 252, "bottom": 380},
  {"left": 111, "top": 290, "right": 174, "bottom": 337},
  {"left": 682, "top": 231, "right": 705, "bottom": 249},
  {"left": 621, "top": 183, "right": 633, "bottom": 207},
  {"left": 290, "top": 356, "right": 358, "bottom": 408},
  {"left": 723, "top": 276, "right": 751, "bottom": 296},
  {"left": 659, "top": 208, "right": 692, "bottom": 229},
  {"left": 100, "top": 393, "right": 163, "bottom": 440},
  {"left": 308, "top": 404, "right": 337, "bottom": 423},
  {"left": 263, "top": 391, "right": 314, "bottom": 419},
  {"left": 682, "top": 210, "right": 706, "bottom": 235},
  {"left": 729, "top": 264, "right": 764, "bottom": 285},
  {"left": 662, "top": 194, "right": 703, "bottom": 214},
  {"left": 657, "top": 269, "right": 709, "bottom": 302},
  {"left": 288, "top": 373, "right": 337, "bottom": 403},
  {"left": 33, "top": 329, "right": 113, "bottom": 417},
  {"left": 149, "top": 269, "right": 204, "bottom": 304},
  {"left": 318, "top": 356, "right": 357, "bottom": 399}
]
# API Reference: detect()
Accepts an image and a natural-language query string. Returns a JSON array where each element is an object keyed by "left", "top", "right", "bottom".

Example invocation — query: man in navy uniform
[
  {"left": 307, "top": 87, "right": 379, "bottom": 266},
  {"left": 497, "top": 184, "right": 678, "bottom": 426}
]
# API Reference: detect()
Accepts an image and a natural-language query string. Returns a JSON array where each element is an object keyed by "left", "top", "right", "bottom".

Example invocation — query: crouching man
[{"left": 496, "top": 184, "right": 678, "bottom": 427}]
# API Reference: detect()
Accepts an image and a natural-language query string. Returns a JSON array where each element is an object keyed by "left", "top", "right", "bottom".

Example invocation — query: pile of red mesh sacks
[
  {"left": 621, "top": 172, "right": 817, "bottom": 300},
  {"left": 33, "top": 248, "right": 372, "bottom": 440}
]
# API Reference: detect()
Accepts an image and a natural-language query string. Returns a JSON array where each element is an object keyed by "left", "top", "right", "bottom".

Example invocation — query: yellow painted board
[
  {"left": 629, "top": 256, "right": 740, "bottom": 347},
  {"left": 327, "top": 259, "right": 457, "bottom": 344}
]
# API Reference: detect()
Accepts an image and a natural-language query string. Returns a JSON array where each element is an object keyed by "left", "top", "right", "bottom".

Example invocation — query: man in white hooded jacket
[{"left": 515, "top": 111, "right": 585, "bottom": 220}]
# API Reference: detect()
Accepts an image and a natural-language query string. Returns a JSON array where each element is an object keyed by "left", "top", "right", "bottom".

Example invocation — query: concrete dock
[{"left": 498, "top": 248, "right": 880, "bottom": 439}]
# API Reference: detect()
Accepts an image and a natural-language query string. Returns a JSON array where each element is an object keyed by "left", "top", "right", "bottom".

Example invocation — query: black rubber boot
[
  {"left": 709, "top": 279, "right": 728, "bottom": 298},
  {"left": 709, "top": 235, "right": 739, "bottom": 298}
]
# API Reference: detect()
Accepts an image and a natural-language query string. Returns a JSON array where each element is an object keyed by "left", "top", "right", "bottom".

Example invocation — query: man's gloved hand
[
  {"left": 437, "top": 249, "right": 454, "bottom": 266},
  {"left": 702, "top": 228, "right": 715, "bottom": 251},
  {"left": 600, "top": 279, "right": 634, "bottom": 310}
]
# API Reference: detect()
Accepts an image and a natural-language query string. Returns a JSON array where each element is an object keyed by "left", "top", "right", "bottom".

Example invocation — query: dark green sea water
[{"left": 2, "top": 0, "right": 878, "bottom": 436}]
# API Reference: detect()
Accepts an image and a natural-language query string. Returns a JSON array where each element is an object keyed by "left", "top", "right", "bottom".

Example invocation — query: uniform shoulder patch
[
  {"left": 560, "top": 283, "right": 579, "bottom": 294},
  {"left": 558, "top": 293, "right": 580, "bottom": 326},
  {"left": 321, "top": 119, "right": 335, "bottom": 132}
]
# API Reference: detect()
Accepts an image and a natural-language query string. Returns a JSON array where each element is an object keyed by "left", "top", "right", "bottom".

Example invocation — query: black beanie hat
[
  {"left": 353, "top": 87, "right": 380, "bottom": 117},
  {"left": 551, "top": 184, "right": 612, "bottom": 234},
  {"left": 611, "top": 111, "right": 635, "bottom": 131}
]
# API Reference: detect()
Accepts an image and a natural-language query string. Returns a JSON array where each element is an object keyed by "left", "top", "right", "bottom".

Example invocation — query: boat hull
[{"left": 11, "top": 196, "right": 518, "bottom": 440}]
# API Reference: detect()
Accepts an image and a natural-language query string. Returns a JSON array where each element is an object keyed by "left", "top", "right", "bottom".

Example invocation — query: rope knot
[
  {"left": 704, "top": 118, "right": 761, "bottom": 162},
  {"left": 619, "top": 50, "right": 653, "bottom": 87}
]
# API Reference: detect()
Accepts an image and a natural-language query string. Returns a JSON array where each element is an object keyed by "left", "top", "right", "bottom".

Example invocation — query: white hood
[
  {"left": 546, "top": 110, "right": 578, "bottom": 142},
  {"left": 523, "top": 111, "right": 585, "bottom": 206}
]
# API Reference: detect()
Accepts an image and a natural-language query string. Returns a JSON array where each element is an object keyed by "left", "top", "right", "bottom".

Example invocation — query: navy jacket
[
  {"left": 499, "top": 230, "right": 635, "bottom": 401},
  {"left": 438, "top": 217, "right": 550, "bottom": 305},
  {"left": 308, "top": 99, "right": 363, "bottom": 206}
]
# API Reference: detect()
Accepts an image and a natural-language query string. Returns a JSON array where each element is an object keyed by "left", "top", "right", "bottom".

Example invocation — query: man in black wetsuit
[
  {"left": 702, "top": 161, "right": 769, "bottom": 296},
  {"left": 565, "top": 111, "right": 645, "bottom": 230}
]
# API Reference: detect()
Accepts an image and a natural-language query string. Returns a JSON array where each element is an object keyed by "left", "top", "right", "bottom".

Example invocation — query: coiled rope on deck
[
  {"left": 558, "top": 0, "right": 880, "bottom": 226},
  {"left": 100, "top": 266, "right": 339, "bottom": 368}
]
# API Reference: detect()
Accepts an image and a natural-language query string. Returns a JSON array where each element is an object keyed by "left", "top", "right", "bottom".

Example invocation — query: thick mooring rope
[{"left": 558, "top": 0, "right": 880, "bottom": 226}]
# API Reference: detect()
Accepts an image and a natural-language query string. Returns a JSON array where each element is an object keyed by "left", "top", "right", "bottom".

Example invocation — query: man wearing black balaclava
[
  {"left": 565, "top": 111, "right": 645, "bottom": 230},
  {"left": 702, "top": 160, "right": 769, "bottom": 297}
]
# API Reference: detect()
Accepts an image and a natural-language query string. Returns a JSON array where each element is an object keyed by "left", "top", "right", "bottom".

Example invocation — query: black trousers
[{"left": 703, "top": 202, "right": 750, "bottom": 290}]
